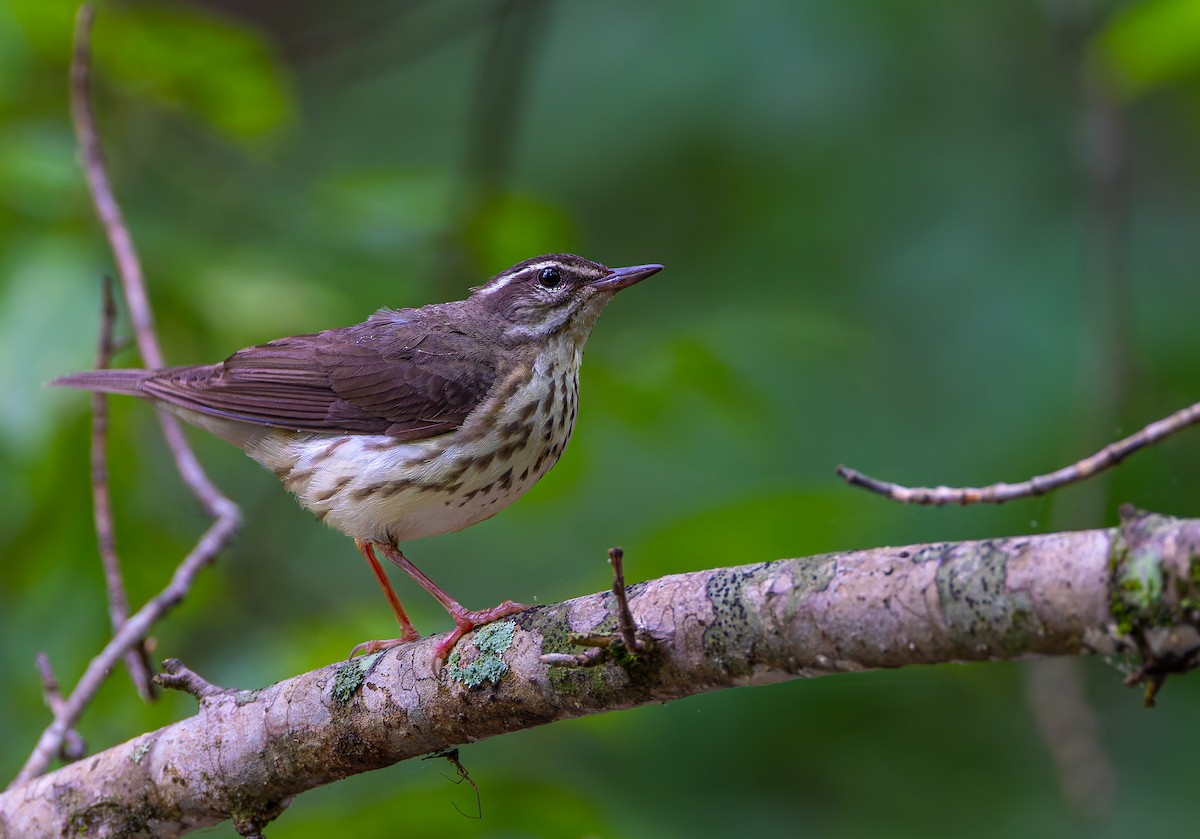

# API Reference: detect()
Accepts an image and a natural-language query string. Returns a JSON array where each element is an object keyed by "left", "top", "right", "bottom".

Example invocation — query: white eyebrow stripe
[{"left": 475, "top": 260, "right": 558, "bottom": 296}]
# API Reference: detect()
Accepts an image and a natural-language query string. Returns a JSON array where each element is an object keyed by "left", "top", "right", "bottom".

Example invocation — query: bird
[{"left": 53, "top": 253, "right": 663, "bottom": 665}]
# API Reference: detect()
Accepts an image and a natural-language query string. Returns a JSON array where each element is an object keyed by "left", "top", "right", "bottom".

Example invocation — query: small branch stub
[
  {"left": 609, "top": 547, "right": 645, "bottom": 655},
  {"left": 1109, "top": 506, "right": 1200, "bottom": 707},
  {"left": 540, "top": 546, "right": 651, "bottom": 668},
  {"left": 153, "top": 658, "right": 229, "bottom": 701}
]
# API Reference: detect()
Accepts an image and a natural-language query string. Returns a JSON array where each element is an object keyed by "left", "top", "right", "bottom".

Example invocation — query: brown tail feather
[{"left": 49, "top": 369, "right": 154, "bottom": 397}]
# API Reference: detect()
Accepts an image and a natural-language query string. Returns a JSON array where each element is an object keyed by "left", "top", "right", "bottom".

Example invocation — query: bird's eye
[{"left": 538, "top": 266, "right": 562, "bottom": 289}]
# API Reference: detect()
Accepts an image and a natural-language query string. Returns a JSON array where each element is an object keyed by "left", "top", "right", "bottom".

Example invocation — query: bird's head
[{"left": 470, "top": 254, "right": 662, "bottom": 345}]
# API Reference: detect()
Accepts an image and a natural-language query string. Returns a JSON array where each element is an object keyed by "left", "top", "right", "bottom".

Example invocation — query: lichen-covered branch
[{"left": 3, "top": 510, "right": 1198, "bottom": 837}]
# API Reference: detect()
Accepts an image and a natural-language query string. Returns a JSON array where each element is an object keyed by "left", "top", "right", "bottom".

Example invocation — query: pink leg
[
  {"left": 374, "top": 542, "right": 528, "bottom": 664},
  {"left": 350, "top": 539, "right": 422, "bottom": 658}
]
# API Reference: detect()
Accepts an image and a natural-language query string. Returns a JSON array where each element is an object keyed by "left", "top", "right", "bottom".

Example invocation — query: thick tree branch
[{"left": 4, "top": 510, "right": 1197, "bottom": 837}]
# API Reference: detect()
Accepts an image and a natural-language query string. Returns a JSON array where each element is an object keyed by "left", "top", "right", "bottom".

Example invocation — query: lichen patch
[
  {"left": 446, "top": 620, "right": 517, "bottom": 688},
  {"left": 332, "top": 651, "right": 385, "bottom": 705},
  {"left": 935, "top": 541, "right": 1041, "bottom": 656}
]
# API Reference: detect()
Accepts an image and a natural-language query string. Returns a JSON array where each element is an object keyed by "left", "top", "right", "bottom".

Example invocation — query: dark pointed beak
[{"left": 591, "top": 263, "right": 663, "bottom": 292}]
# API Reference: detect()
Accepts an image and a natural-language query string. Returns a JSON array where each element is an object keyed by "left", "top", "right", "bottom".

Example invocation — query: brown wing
[{"left": 139, "top": 309, "right": 497, "bottom": 441}]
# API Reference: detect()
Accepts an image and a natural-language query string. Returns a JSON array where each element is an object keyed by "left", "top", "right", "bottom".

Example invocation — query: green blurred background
[{"left": 3, "top": 0, "right": 1200, "bottom": 836}]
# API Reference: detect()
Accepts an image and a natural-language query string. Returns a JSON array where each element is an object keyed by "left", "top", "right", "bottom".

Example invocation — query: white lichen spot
[{"left": 446, "top": 620, "right": 518, "bottom": 688}]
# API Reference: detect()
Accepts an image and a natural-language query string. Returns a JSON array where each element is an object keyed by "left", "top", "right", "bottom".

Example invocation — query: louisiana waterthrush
[{"left": 54, "top": 254, "right": 663, "bottom": 664}]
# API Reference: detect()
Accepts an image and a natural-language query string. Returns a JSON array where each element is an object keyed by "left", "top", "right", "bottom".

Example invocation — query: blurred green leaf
[
  {"left": 10, "top": 0, "right": 292, "bottom": 141},
  {"left": 92, "top": 1, "right": 292, "bottom": 142},
  {"left": 1095, "top": 0, "right": 1200, "bottom": 97},
  {"left": 188, "top": 258, "right": 359, "bottom": 346},
  {"left": 313, "top": 167, "right": 456, "bottom": 252},
  {"left": 0, "top": 4, "right": 35, "bottom": 109},
  {"left": 0, "top": 235, "right": 102, "bottom": 452},
  {"left": 0, "top": 121, "right": 80, "bottom": 219},
  {"left": 465, "top": 191, "right": 577, "bottom": 271},
  {"left": 639, "top": 489, "right": 893, "bottom": 569},
  {"left": 285, "top": 775, "right": 613, "bottom": 839},
  {"left": 4, "top": 0, "right": 76, "bottom": 58}
]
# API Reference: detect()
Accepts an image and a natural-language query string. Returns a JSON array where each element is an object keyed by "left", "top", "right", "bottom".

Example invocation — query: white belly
[{"left": 244, "top": 353, "right": 579, "bottom": 544}]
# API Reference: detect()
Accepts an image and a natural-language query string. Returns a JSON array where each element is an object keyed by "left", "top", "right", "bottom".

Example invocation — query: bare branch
[
  {"left": 3, "top": 511, "right": 1197, "bottom": 836},
  {"left": 70, "top": 3, "right": 159, "bottom": 370},
  {"left": 10, "top": 3, "right": 243, "bottom": 784},
  {"left": 154, "top": 659, "right": 229, "bottom": 701},
  {"left": 90, "top": 277, "right": 156, "bottom": 701},
  {"left": 70, "top": 2, "right": 232, "bottom": 516},
  {"left": 1025, "top": 658, "right": 1115, "bottom": 817},
  {"left": 33, "top": 654, "right": 86, "bottom": 763},
  {"left": 539, "top": 547, "right": 649, "bottom": 668},
  {"left": 608, "top": 547, "right": 644, "bottom": 654},
  {"left": 836, "top": 400, "right": 1200, "bottom": 505},
  {"left": 11, "top": 505, "right": 240, "bottom": 787}
]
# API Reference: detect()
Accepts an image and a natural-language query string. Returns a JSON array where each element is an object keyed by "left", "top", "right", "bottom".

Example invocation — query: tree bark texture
[{"left": 3, "top": 509, "right": 1198, "bottom": 838}]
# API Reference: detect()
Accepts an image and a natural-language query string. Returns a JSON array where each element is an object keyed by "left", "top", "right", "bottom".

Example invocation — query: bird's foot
[
  {"left": 433, "top": 600, "right": 530, "bottom": 669},
  {"left": 349, "top": 626, "right": 421, "bottom": 659}
]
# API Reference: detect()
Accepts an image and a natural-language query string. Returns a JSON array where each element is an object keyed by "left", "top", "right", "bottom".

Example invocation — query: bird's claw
[{"left": 348, "top": 629, "right": 421, "bottom": 660}]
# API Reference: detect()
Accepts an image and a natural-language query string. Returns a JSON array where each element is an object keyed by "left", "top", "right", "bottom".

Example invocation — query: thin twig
[
  {"left": 567, "top": 632, "right": 615, "bottom": 648},
  {"left": 608, "top": 547, "right": 643, "bottom": 654},
  {"left": 154, "top": 658, "right": 228, "bottom": 701},
  {"left": 71, "top": 4, "right": 159, "bottom": 369},
  {"left": 540, "top": 650, "right": 606, "bottom": 667},
  {"left": 540, "top": 547, "right": 647, "bottom": 668},
  {"left": 11, "top": 2, "right": 242, "bottom": 786},
  {"left": 70, "top": 3, "right": 232, "bottom": 519},
  {"left": 34, "top": 654, "right": 86, "bottom": 763},
  {"left": 836, "top": 400, "right": 1200, "bottom": 505},
  {"left": 12, "top": 504, "right": 239, "bottom": 786},
  {"left": 90, "top": 277, "right": 156, "bottom": 701}
]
